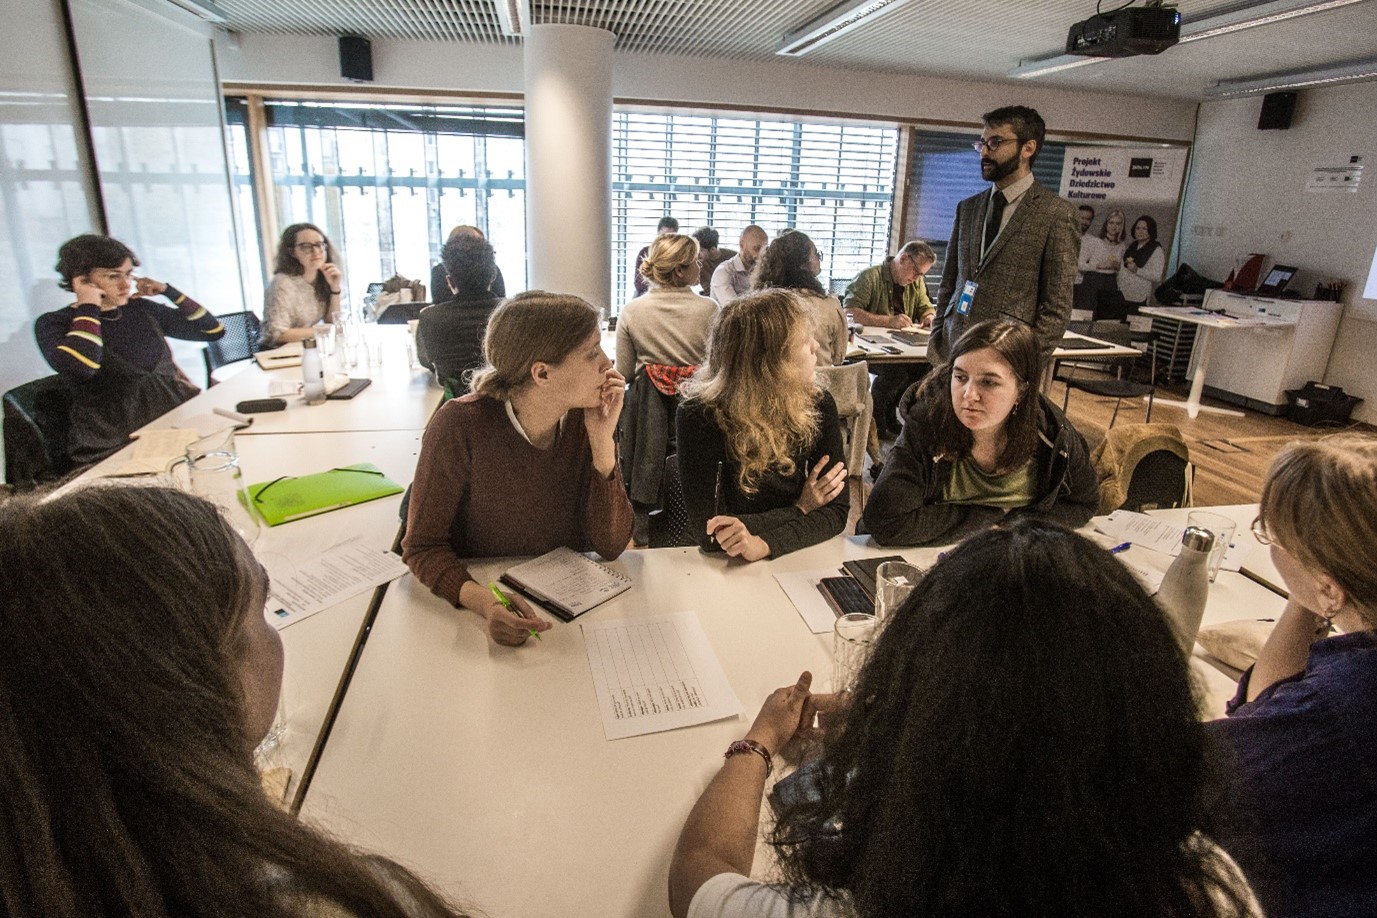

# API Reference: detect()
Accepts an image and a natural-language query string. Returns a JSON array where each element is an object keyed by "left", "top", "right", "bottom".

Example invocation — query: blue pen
[{"left": 1109, "top": 541, "right": 1132, "bottom": 554}]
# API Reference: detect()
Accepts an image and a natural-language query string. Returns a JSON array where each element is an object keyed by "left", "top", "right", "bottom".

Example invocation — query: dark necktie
[{"left": 983, "top": 189, "right": 1007, "bottom": 256}]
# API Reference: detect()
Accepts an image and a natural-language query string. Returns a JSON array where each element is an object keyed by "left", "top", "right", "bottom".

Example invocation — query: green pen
[{"left": 489, "top": 581, "right": 541, "bottom": 641}]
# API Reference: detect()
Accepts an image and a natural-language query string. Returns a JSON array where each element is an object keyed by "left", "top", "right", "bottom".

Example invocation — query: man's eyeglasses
[
  {"left": 1250, "top": 515, "right": 1275, "bottom": 546},
  {"left": 972, "top": 136, "right": 1018, "bottom": 154},
  {"left": 295, "top": 242, "right": 328, "bottom": 253}
]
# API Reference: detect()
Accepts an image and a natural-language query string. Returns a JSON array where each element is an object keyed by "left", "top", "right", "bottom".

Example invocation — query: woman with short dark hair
[
  {"left": 670, "top": 519, "right": 1259, "bottom": 918},
  {"left": 862, "top": 319, "right": 1097, "bottom": 545},
  {"left": 1119, "top": 214, "right": 1165, "bottom": 308},
  {"left": 34, "top": 233, "right": 225, "bottom": 464},
  {"left": 0, "top": 485, "right": 476, "bottom": 917}
]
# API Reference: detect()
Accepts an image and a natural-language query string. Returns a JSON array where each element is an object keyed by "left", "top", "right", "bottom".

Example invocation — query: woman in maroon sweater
[{"left": 403, "top": 291, "right": 633, "bottom": 645}]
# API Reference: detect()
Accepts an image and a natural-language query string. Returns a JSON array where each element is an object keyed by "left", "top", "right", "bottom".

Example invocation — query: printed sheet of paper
[
  {"left": 105, "top": 427, "right": 200, "bottom": 476},
  {"left": 581, "top": 612, "right": 742, "bottom": 740},
  {"left": 774, "top": 570, "right": 844, "bottom": 634},
  {"left": 1094, "top": 511, "right": 1250, "bottom": 572},
  {"left": 262, "top": 536, "right": 409, "bottom": 630}
]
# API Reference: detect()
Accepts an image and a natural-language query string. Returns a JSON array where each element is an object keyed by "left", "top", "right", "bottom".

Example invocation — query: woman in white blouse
[
  {"left": 1076, "top": 208, "right": 1127, "bottom": 313},
  {"left": 1118, "top": 214, "right": 1166, "bottom": 309},
  {"left": 262, "top": 223, "right": 342, "bottom": 348}
]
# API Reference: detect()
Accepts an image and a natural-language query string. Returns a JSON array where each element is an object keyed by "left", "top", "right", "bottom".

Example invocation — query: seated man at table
[
  {"left": 416, "top": 233, "right": 504, "bottom": 397},
  {"left": 843, "top": 239, "right": 937, "bottom": 438},
  {"left": 403, "top": 292, "right": 633, "bottom": 645}
]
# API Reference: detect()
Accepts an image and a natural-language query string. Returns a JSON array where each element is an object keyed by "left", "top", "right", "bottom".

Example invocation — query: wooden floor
[{"left": 848, "top": 372, "right": 1371, "bottom": 532}]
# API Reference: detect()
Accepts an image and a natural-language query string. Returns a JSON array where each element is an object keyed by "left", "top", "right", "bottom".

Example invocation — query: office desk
[
  {"left": 299, "top": 535, "right": 1276, "bottom": 917},
  {"left": 1139, "top": 306, "right": 1295, "bottom": 419},
  {"left": 1145, "top": 503, "right": 1285, "bottom": 598}
]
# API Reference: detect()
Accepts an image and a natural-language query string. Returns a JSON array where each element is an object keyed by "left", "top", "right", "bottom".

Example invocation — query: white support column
[{"left": 523, "top": 24, "right": 614, "bottom": 314}]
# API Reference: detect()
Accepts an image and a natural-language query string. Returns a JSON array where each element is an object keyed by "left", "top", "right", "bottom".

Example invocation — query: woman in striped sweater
[{"left": 33, "top": 234, "right": 225, "bottom": 465}]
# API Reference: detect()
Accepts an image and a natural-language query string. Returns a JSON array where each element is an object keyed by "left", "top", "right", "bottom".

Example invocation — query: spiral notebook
[{"left": 500, "top": 547, "right": 632, "bottom": 622}]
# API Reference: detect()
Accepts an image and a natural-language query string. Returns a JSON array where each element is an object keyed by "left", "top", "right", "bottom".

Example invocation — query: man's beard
[{"left": 981, "top": 154, "right": 1020, "bottom": 183}]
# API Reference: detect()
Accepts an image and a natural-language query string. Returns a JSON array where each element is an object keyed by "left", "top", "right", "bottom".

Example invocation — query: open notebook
[{"left": 500, "top": 547, "right": 631, "bottom": 621}]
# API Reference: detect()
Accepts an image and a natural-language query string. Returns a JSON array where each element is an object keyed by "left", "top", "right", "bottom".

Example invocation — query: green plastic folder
[{"left": 247, "top": 462, "right": 404, "bottom": 526}]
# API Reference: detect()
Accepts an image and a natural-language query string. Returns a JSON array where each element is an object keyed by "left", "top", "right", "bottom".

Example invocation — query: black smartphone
[
  {"left": 327, "top": 378, "right": 372, "bottom": 400},
  {"left": 235, "top": 397, "right": 287, "bottom": 413}
]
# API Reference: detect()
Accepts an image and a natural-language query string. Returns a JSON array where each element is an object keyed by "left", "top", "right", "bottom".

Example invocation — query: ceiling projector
[{"left": 1066, "top": 5, "right": 1181, "bottom": 57}]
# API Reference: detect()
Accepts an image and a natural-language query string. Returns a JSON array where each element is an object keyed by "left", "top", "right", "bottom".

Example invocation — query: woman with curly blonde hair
[{"left": 676, "top": 290, "right": 848, "bottom": 561}]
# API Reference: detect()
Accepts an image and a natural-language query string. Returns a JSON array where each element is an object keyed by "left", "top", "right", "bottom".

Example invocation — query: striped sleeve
[
  {"left": 156, "top": 285, "right": 225, "bottom": 341},
  {"left": 41, "top": 303, "right": 106, "bottom": 380}
]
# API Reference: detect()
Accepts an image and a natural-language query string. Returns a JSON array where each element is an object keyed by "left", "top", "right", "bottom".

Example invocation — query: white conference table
[
  {"left": 141, "top": 327, "right": 440, "bottom": 437},
  {"left": 1140, "top": 306, "right": 1295, "bottom": 420},
  {"left": 850, "top": 326, "right": 1141, "bottom": 364},
  {"left": 298, "top": 531, "right": 1280, "bottom": 918},
  {"left": 1146, "top": 503, "right": 1286, "bottom": 598}
]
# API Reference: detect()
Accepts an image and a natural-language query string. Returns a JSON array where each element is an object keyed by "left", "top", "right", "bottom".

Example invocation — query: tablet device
[{"left": 1255, "top": 264, "right": 1297, "bottom": 297}]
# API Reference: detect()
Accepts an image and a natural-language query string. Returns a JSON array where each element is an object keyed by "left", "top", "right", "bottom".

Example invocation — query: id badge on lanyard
[{"left": 956, "top": 280, "right": 977, "bottom": 316}]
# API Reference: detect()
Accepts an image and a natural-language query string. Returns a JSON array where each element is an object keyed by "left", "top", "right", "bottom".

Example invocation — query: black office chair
[
  {"left": 1121, "top": 449, "right": 1193, "bottom": 512},
  {"left": 648, "top": 454, "right": 696, "bottom": 549},
  {"left": 3, "top": 375, "right": 75, "bottom": 489},
  {"left": 1055, "top": 320, "right": 1156, "bottom": 429},
  {"left": 203, "top": 311, "right": 262, "bottom": 387}
]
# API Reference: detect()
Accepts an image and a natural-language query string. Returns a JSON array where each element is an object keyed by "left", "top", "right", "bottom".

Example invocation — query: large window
[
  {"left": 612, "top": 112, "right": 899, "bottom": 306},
  {"left": 227, "top": 99, "right": 527, "bottom": 308},
  {"left": 226, "top": 100, "right": 902, "bottom": 312}
]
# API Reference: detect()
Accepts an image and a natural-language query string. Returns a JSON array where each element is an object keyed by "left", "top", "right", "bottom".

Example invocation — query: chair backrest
[
  {"left": 203, "top": 311, "right": 262, "bottom": 386},
  {"left": 1092, "top": 288, "right": 1130, "bottom": 323},
  {"left": 1090, "top": 422, "right": 1192, "bottom": 514},
  {"left": 3, "top": 375, "right": 75, "bottom": 488},
  {"left": 814, "top": 361, "right": 870, "bottom": 419},
  {"left": 1122, "top": 449, "right": 1192, "bottom": 512},
  {"left": 648, "top": 454, "right": 696, "bottom": 548},
  {"left": 1085, "top": 319, "right": 1132, "bottom": 347}
]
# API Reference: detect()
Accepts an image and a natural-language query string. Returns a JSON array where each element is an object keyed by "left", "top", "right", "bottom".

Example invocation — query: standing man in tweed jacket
[{"left": 929, "top": 106, "right": 1079, "bottom": 364}]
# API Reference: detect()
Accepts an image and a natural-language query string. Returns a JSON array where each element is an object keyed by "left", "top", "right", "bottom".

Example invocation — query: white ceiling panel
[{"left": 200, "top": 0, "right": 1377, "bottom": 98}]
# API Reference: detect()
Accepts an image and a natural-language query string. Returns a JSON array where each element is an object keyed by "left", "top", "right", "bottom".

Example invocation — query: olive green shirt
[
  {"left": 942, "top": 457, "right": 1036, "bottom": 509},
  {"left": 842, "top": 258, "right": 934, "bottom": 323}
]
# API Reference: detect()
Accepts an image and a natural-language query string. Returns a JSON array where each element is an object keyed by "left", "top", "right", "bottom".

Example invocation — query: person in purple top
[
  {"left": 34, "top": 234, "right": 224, "bottom": 465},
  {"left": 1207, "top": 434, "right": 1377, "bottom": 918}
]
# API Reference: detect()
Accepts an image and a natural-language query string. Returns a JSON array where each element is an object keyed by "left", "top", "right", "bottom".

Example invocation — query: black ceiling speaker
[
  {"left": 339, "top": 35, "right": 373, "bottom": 83},
  {"left": 1258, "top": 91, "right": 1297, "bottom": 130}
]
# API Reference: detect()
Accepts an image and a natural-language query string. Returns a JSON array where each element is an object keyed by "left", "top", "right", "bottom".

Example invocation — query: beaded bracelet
[{"left": 724, "top": 738, "right": 772, "bottom": 777}]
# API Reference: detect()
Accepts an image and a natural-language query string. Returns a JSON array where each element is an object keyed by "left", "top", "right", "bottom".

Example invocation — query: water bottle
[
  {"left": 302, "top": 336, "right": 326, "bottom": 405},
  {"left": 1157, "top": 526, "right": 1215, "bottom": 655}
]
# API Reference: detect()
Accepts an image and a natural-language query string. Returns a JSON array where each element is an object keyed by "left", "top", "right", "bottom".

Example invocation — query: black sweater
[{"left": 676, "top": 391, "right": 848, "bottom": 558}]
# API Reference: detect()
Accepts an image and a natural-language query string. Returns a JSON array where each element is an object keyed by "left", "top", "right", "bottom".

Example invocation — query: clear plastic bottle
[
  {"left": 1157, "top": 525, "right": 1215, "bottom": 655},
  {"left": 302, "top": 336, "right": 326, "bottom": 405}
]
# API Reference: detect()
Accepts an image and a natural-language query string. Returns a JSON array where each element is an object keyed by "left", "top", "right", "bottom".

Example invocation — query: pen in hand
[
  {"left": 707, "top": 460, "right": 725, "bottom": 549},
  {"left": 489, "top": 582, "right": 542, "bottom": 641}
]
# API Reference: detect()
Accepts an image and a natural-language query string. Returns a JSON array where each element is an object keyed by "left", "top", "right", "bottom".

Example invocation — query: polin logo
[{"left": 1128, "top": 158, "right": 1154, "bottom": 178}]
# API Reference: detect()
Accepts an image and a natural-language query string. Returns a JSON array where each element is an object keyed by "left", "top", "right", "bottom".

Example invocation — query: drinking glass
[
  {"left": 833, "top": 612, "right": 878, "bottom": 693},
  {"left": 1186, "top": 510, "right": 1236, "bottom": 583},
  {"left": 875, "top": 560, "right": 924, "bottom": 624}
]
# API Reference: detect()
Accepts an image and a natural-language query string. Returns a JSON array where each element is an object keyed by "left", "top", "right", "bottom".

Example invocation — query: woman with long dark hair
[
  {"left": 1207, "top": 434, "right": 1377, "bottom": 917},
  {"left": 263, "top": 222, "right": 342, "bottom": 347},
  {"left": 670, "top": 519, "right": 1258, "bottom": 918},
  {"left": 0, "top": 485, "right": 476, "bottom": 917},
  {"left": 862, "top": 319, "right": 1097, "bottom": 546},
  {"left": 676, "top": 291, "right": 848, "bottom": 561},
  {"left": 750, "top": 230, "right": 848, "bottom": 366}
]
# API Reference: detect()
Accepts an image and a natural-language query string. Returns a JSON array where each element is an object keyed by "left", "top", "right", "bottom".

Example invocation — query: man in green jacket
[
  {"left": 844, "top": 240, "right": 936, "bottom": 439},
  {"left": 843, "top": 240, "right": 936, "bottom": 329}
]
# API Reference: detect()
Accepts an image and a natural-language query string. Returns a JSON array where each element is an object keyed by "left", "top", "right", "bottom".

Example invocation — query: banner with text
[{"left": 1059, "top": 147, "right": 1189, "bottom": 310}]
